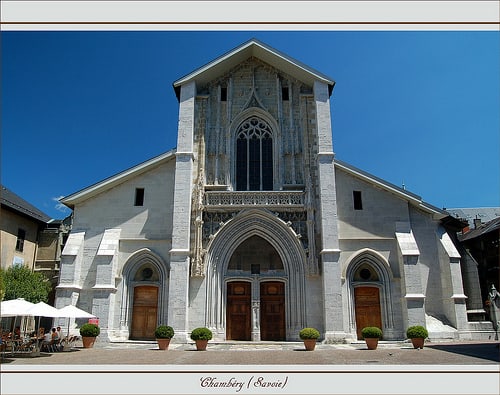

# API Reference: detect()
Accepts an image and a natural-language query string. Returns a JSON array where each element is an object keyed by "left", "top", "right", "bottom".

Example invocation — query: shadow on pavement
[{"left": 426, "top": 342, "right": 500, "bottom": 363}]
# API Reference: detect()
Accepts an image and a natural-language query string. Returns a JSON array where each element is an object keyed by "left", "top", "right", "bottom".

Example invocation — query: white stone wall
[
  {"left": 60, "top": 159, "right": 176, "bottom": 340},
  {"left": 334, "top": 167, "right": 468, "bottom": 339}
]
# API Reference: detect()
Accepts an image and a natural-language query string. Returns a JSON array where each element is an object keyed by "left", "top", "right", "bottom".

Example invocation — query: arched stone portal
[
  {"left": 345, "top": 249, "right": 395, "bottom": 340},
  {"left": 205, "top": 209, "right": 307, "bottom": 341},
  {"left": 118, "top": 248, "right": 169, "bottom": 341}
]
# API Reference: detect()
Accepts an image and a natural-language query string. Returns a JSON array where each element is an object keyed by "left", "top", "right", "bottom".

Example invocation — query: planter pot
[
  {"left": 156, "top": 338, "right": 171, "bottom": 350},
  {"left": 303, "top": 339, "right": 317, "bottom": 351},
  {"left": 365, "top": 338, "right": 379, "bottom": 350},
  {"left": 82, "top": 336, "right": 96, "bottom": 348},
  {"left": 195, "top": 339, "right": 208, "bottom": 351},
  {"left": 410, "top": 338, "right": 425, "bottom": 349}
]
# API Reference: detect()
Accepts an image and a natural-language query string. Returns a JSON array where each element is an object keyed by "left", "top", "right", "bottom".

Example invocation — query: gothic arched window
[{"left": 236, "top": 117, "right": 273, "bottom": 191}]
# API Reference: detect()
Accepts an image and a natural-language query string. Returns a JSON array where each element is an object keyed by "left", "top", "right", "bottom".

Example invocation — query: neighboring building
[
  {"left": 446, "top": 208, "right": 500, "bottom": 324},
  {"left": 459, "top": 216, "right": 499, "bottom": 321},
  {"left": 1, "top": 185, "right": 51, "bottom": 270},
  {"left": 1, "top": 185, "right": 70, "bottom": 310},
  {"left": 56, "top": 39, "right": 494, "bottom": 343},
  {"left": 35, "top": 215, "right": 72, "bottom": 305}
]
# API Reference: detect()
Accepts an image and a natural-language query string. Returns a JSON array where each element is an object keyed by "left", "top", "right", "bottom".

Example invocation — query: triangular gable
[
  {"left": 334, "top": 159, "right": 448, "bottom": 219},
  {"left": 173, "top": 38, "right": 335, "bottom": 100},
  {"left": 61, "top": 149, "right": 176, "bottom": 209}
]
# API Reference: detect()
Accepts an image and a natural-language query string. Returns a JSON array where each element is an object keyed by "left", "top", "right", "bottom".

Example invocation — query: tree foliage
[
  {"left": 0, "top": 268, "right": 5, "bottom": 301},
  {"left": 2, "top": 265, "right": 51, "bottom": 303}
]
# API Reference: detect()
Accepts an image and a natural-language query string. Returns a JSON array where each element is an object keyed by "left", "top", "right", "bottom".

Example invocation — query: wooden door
[
  {"left": 226, "top": 282, "right": 251, "bottom": 340},
  {"left": 260, "top": 282, "right": 285, "bottom": 341},
  {"left": 131, "top": 286, "right": 158, "bottom": 340},
  {"left": 354, "top": 286, "right": 382, "bottom": 340}
]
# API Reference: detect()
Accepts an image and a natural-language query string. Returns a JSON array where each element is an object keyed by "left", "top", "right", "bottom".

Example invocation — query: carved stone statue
[{"left": 488, "top": 284, "right": 499, "bottom": 339}]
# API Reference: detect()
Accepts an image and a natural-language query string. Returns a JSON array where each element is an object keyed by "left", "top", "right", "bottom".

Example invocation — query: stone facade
[{"left": 56, "top": 40, "right": 493, "bottom": 343}]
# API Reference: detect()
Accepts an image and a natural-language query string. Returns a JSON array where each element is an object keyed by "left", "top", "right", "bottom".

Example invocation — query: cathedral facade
[{"left": 55, "top": 40, "right": 491, "bottom": 343}]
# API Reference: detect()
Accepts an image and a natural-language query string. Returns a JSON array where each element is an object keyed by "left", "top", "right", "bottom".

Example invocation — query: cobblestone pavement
[{"left": 1, "top": 340, "right": 499, "bottom": 365}]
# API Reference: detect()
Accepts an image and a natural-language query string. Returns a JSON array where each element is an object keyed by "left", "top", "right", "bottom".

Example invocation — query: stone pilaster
[
  {"left": 395, "top": 222, "right": 426, "bottom": 327},
  {"left": 313, "top": 81, "right": 343, "bottom": 341},
  {"left": 92, "top": 228, "right": 121, "bottom": 342},
  {"left": 169, "top": 81, "right": 196, "bottom": 341},
  {"left": 437, "top": 227, "right": 469, "bottom": 333}
]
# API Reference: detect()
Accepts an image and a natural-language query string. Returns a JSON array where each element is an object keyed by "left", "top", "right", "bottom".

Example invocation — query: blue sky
[{"left": 2, "top": 31, "right": 499, "bottom": 219}]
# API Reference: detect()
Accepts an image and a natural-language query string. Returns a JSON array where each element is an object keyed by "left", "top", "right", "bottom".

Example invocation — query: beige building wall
[{"left": 0, "top": 208, "right": 40, "bottom": 270}]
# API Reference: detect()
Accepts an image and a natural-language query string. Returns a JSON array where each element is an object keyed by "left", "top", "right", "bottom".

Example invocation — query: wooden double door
[
  {"left": 226, "top": 281, "right": 285, "bottom": 341},
  {"left": 354, "top": 286, "right": 382, "bottom": 340},
  {"left": 130, "top": 285, "right": 158, "bottom": 340}
]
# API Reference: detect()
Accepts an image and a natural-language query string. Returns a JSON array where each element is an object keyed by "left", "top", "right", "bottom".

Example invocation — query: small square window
[
  {"left": 281, "top": 87, "right": 289, "bottom": 101},
  {"left": 135, "top": 188, "right": 145, "bottom": 206},
  {"left": 353, "top": 191, "right": 363, "bottom": 210},
  {"left": 251, "top": 264, "right": 260, "bottom": 274},
  {"left": 220, "top": 87, "right": 227, "bottom": 102}
]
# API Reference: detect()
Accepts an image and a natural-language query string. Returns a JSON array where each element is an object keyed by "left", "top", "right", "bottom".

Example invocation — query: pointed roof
[
  {"left": 334, "top": 159, "right": 448, "bottom": 219},
  {"left": 60, "top": 149, "right": 176, "bottom": 208},
  {"left": 1, "top": 185, "right": 51, "bottom": 223},
  {"left": 173, "top": 39, "right": 335, "bottom": 100}
]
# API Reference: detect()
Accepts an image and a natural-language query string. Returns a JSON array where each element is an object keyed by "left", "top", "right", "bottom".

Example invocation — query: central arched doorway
[
  {"left": 205, "top": 209, "right": 307, "bottom": 341},
  {"left": 260, "top": 281, "right": 285, "bottom": 340},
  {"left": 226, "top": 281, "right": 252, "bottom": 340},
  {"left": 225, "top": 235, "right": 287, "bottom": 341}
]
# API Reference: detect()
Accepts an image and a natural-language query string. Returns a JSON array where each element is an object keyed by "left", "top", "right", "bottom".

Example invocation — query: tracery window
[{"left": 236, "top": 117, "right": 273, "bottom": 191}]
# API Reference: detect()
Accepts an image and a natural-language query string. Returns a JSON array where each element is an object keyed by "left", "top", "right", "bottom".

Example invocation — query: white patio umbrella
[
  {"left": 26, "top": 302, "right": 61, "bottom": 333},
  {"left": 0, "top": 298, "right": 35, "bottom": 317},
  {"left": 26, "top": 301, "right": 60, "bottom": 318},
  {"left": 57, "top": 305, "right": 96, "bottom": 338},
  {"left": 0, "top": 298, "right": 35, "bottom": 337}
]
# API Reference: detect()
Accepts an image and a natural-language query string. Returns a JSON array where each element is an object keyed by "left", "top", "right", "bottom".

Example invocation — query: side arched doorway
[
  {"left": 131, "top": 285, "right": 158, "bottom": 340},
  {"left": 119, "top": 248, "right": 169, "bottom": 341},
  {"left": 346, "top": 249, "right": 394, "bottom": 340},
  {"left": 354, "top": 286, "right": 382, "bottom": 340}
]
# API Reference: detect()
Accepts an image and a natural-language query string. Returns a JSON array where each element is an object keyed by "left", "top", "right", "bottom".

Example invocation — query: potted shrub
[
  {"left": 79, "top": 323, "right": 100, "bottom": 348},
  {"left": 190, "top": 327, "right": 212, "bottom": 351},
  {"left": 361, "top": 326, "right": 383, "bottom": 350},
  {"left": 299, "top": 327, "right": 320, "bottom": 351},
  {"left": 406, "top": 325, "right": 428, "bottom": 349},
  {"left": 154, "top": 325, "right": 174, "bottom": 350}
]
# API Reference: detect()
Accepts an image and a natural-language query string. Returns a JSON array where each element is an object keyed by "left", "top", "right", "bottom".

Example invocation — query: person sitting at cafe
[
  {"left": 40, "top": 329, "right": 52, "bottom": 351},
  {"left": 0, "top": 328, "right": 5, "bottom": 352},
  {"left": 51, "top": 327, "right": 59, "bottom": 341},
  {"left": 56, "top": 326, "right": 63, "bottom": 340},
  {"left": 13, "top": 326, "right": 21, "bottom": 340},
  {"left": 38, "top": 327, "right": 45, "bottom": 339}
]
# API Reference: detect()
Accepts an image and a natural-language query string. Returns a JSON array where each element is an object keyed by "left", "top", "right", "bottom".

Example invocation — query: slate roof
[
  {"left": 446, "top": 207, "right": 500, "bottom": 228},
  {"left": 458, "top": 216, "right": 500, "bottom": 242},
  {"left": 1, "top": 185, "right": 51, "bottom": 223}
]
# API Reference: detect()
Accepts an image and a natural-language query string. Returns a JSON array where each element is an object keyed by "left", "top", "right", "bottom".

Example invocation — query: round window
[
  {"left": 141, "top": 268, "right": 153, "bottom": 280},
  {"left": 359, "top": 268, "right": 371, "bottom": 280}
]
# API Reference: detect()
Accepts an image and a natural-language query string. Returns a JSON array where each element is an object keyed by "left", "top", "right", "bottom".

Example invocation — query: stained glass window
[{"left": 236, "top": 117, "right": 273, "bottom": 191}]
